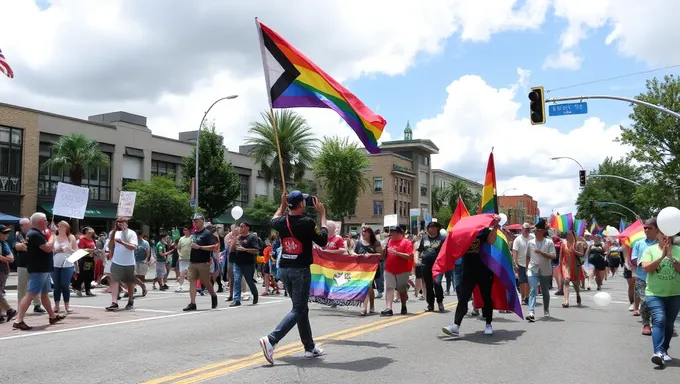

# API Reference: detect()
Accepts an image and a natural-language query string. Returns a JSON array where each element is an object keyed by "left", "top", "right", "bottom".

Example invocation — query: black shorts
[
  {"left": 623, "top": 267, "right": 632, "bottom": 279},
  {"left": 261, "top": 262, "right": 270, "bottom": 274},
  {"left": 415, "top": 265, "right": 423, "bottom": 279},
  {"left": 608, "top": 257, "right": 621, "bottom": 268},
  {"left": 517, "top": 265, "right": 528, "bottom": 284}
]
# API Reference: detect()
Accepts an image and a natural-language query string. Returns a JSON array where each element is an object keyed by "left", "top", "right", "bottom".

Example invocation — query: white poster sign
[
  {"left": 383, "top": 214, "right": 398, "bottom": 227},
  {"left": 117, "top": 191, "right": 137, "bottom": 218},
  {"left": 66, "top": 249, "right": 90, "bottom": 264},
  {"left": 53, "top": 182, "right": 89, "bottom": 219},
  {"left": 409, "top": 208, "right": 421, "bottom": 217}
]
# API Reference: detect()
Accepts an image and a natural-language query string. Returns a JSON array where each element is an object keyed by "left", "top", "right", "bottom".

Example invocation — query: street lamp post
[
  {"left": 194, "top": 95, "right": 239, "bottom": 214},
  {"left": 551, "top": 156, "right": 584, "bottom": 170},
  {"left": 501, "top": 188, "right": 517, "bottom": 196}
]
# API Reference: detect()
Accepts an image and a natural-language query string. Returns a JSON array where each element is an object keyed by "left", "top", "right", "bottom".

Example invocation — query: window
[
  {"left": 0, "top": 126, "right": 22, "bottom": 194},
  {"left": 394, "top": 177, "right": 398, "bottom": 193},
  {"left": 235, "top": 175, "right": 249, "bottom": 206},
  {"left": 373, "top": 176, "right": 383, "bottom": 192},
  {"left": 373, "top": 200, "right": 383, "bottom": 216},
  {"left": 421, "top": 156, "right": 429, "bottom": 166},
  {"left": 420, "top": 183, "right": 427, "bottom": 197},
  {"left": 393, "top": 200, "right": 397, "bottom": 215},
  {"left": 151, "top": 160, "right": 177, "bottom": 179},
  {"left": 38, "top": 142, "right": 112, "bottom": 201}
]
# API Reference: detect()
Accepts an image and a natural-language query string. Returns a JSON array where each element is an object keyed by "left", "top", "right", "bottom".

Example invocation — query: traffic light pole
[
  {"left": 596, "top": 201, "right": 640, "bottom": 219},
  {"left": 544, "top": 95, "right": 680, "bottom": 120},
  {"left": 587, "top": 174, "right": 642, "bottom": 186}
]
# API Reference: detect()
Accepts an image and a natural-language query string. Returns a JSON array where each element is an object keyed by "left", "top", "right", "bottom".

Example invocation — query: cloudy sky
[{"left": 1, "top": 0, "right": 677, "bottom": 216}]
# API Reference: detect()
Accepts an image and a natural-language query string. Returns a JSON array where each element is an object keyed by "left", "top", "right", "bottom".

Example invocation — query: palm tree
[
  {"left": 446, "top": 180, "right": 481, "bottom": 213},
  {"left": 314, "top": 136, "right": 371, "bottom": 233},
  {"left": 246, "top": 110, "right": 317, "bottom": 190},
  {"left": 431, "top": 185, "right": 449, "bottom": 214},
  {"left": 41, "top": 134, "right": 110, "bottom": 227}
]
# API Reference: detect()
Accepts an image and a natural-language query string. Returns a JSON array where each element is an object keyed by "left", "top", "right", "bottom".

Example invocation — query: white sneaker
[
  {"left": 442, "top": 323, "right": 459, "bottom": 337},
  {"left": 303, "top": 346, "right": 325, "bottom": 359},
  {"left": 628, "top": 304, "right": 634, "bottom": 311},
  {"left": 652, "top": 352, "right": 665, "bottom": 367},
  {"left": 259, "top": 337, "right": 275, "bottom": 365},
  {"left": 243, "top": 295, "right": 252, "bottom": 301},
  {"left": 663, "top": 353, "right": 672, "bottom": 362},
  {"left": 484, "top": 324, "right": 493, "bottom": 335},
  {"left": 175, "top": 286, "right": 183, "bottom": 292}
]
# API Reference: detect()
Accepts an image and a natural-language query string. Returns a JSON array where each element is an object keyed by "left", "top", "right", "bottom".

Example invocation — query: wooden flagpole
[{"left": 269, "top": 108, "right": 287, "bottom": 194}]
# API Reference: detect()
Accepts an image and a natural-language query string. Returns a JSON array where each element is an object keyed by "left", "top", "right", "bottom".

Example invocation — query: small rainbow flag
[
  {"left": 256, "top": 19, "right": 387, "bottom": 153},
  {"left": 556, "top": 213, "right": 574, "bottom": 232},
  {"left": 575, "top": 219, "right": 586, "bottom": 237},
  {"left": 478, "top": 152, "right": 498, "bottom": 214},
  {"left": 617, "top": 219, "right": 645, "bottom": 248},
  {"left": 447, "top": 196, "right": 469, "bottom": 231},
  {"left": 589, "top": 218, "right": 602, "bottom": 235},
  {"left": 619, "top": 219, "right": 627, "bottom": 233},
  {"left": 309, "top": 248, "right": 379, "bottom": 306}
]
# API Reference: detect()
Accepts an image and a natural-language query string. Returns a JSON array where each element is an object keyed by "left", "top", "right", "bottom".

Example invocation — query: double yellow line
[{"left": 143, "top": 301, "right": 457, "bottom": 384}]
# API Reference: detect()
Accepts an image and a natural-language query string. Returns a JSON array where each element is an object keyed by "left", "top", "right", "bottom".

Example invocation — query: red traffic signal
[{"left": 528, "top": 86, "right": 546, "bottom": 125}]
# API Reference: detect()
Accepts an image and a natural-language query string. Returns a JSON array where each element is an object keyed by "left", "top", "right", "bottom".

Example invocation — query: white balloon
[
  {"left": 499, "top": 213, "right": 508, "bottom": 226},
  {"left": 231, "top": 206, "right": 244, "bottom": 220},
  {"left": 593, "top": 291, "right": 612, "bottom": 307},
  {"left": 657, "top": 206, "right": 680, "bottom": 236}
]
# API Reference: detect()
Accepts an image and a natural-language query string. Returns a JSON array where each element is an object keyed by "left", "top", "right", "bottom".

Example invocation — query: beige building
[
  {"left": 344, "top": 122, "right": 439, "bottom": 234},
  {"left": 0, "top": 102, "right": 272, "bottom": 233},
  {"left": 431, "top": 169, "right": 483, "bottom": 195}
]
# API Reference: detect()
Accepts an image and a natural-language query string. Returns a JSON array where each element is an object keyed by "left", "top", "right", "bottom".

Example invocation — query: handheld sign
[
  {"left": 53, "top": 182, "right": 89, "bottom": 219},
  {"left": 383, "top": 214, "right": 398, "bottom": 227},
  {"left": 66, "top": 249, "right": 90, "bottom": 264},
  {"left": 117, "top": 191, "right": 137, "bottom": 218}
]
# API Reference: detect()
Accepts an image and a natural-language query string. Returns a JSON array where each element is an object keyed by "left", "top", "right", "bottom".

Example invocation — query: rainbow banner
[
  {"left": 309, "top": 248, "right": 379, "bottom": 307},
  {"left": 617, "top": 219, "right": 644, "bottom": 248},
  {"left": 575, "top": 219, "right": 586, "bottom": 237},
  {"left": 476, "top": 230, "right": 522, "bottom": 318},
  {"left": 554, "top": 213, "right": 574, "bottom": 232},
  {"left": 256, "top": 19, "right": 386, "bottom": 153}
]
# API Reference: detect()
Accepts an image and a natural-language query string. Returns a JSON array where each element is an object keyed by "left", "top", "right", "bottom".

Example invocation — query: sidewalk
[{"left": 4, "top": 269, "right": 178, "bottom": 290}]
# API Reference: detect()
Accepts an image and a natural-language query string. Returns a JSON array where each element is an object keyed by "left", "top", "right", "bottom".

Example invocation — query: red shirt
[
  {"left": 79, "top": 237, "right": 96, "bottom": 250},
  {"left": 385, "top": 237, "right": 414, "bottom": 274},
  {"left": 324, "top": 235, "right": 345, "bottom": 251}
]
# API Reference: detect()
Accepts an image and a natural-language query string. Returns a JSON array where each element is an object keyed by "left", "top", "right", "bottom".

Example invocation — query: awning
[
  {"left": 212, "top": 212, "right": 266, "bottom": 226},
  {"left": 0, "top": 212, "right": 21, "bottom": 223},
  {"left": 40, "top": 203, "right": 118, "bottom": 219}
]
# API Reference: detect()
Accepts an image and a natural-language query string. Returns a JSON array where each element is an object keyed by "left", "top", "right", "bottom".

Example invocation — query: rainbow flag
[
  {"left": 575, "top": 219, "right": 586, "bottom": 237},
  {"left": 479, "top": 153, "right": 498, "bottom": 214},
  {"left": 255, "top": 19, "right": 386, "bottom": 153},
  {"left": 448, "top": 196, "right": 470, "bottom": 231},
  {"left": 617, "top": 219, "right": 644, "bottom": 248},
  {"left": 309, "top": 248, "right": 379, "bottom": 306},
  {"left": 554, "top": 213, "right": 574, "bottom": 232},
  {"left": 589, "top": 218, "right": 602, "bottom": 235},
  {"left": 619, "top": 219, "right": 627, "bottom": 233}
]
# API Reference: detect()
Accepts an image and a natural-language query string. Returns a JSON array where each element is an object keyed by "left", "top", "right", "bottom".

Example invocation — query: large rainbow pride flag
[
  {"left": 309, "top": 248, "right": 379, "bottom": 307},
  {"left": 255, "top": 19, "right": 386, "bottom": 153}
]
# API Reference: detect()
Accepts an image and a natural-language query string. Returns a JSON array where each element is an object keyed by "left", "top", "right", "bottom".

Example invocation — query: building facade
[
  {"left": 0, "top": 102, "right": 272, "bottom": 232},
  {"left": 431, "top": 169, "right": 483, "bottom": 195},
  {"left": 343, "top": 122, "right": 439, "bottom": 234},
  {"left": 498, "top": 194, "right": 540, "bottom": 225}
]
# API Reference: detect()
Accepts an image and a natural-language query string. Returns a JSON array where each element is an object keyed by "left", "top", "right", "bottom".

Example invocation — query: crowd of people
[{"left": 1, "top": 196, "right": 679, "bottom": 368}]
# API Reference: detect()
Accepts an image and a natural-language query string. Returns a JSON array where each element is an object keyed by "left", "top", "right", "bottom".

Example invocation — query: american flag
[{"left": 0, "top": 48, "right": 14, "bottom": 78}]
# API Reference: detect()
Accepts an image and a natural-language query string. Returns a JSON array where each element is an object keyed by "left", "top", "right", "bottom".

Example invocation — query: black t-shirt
[
  {"left": 26, "top": 228, "right": 53, "bottom": 273},
  {"left": 190, "top": 228, "right": 217, "bottom": 263},
  {"left": 14, "top": 231, "right": 28, "bottom": 268},
  {"left": 231, "top": 234, "right": 257, "bottom": 266},
  {"left": 418, "top": 233, "right": 446, "bottom": 264},
  {"left": 462, "top": 228, "right": 491, "bottom": 269},
  {"left": 271, "top": 215, "right": 328, "bottom": 268}
]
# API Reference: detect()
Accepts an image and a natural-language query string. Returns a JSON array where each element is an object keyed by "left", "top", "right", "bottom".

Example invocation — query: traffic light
[
  {"left": 528, "top": 86, "right": 546, "bottom": 125},
  {"left": 579, "top": 170, "right": 586, "bottom": 187}
]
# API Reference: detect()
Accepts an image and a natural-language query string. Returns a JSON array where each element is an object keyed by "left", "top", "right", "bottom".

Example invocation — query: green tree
[
  {"left": 313, "top": 136, "right": 371, "bottom": 233},
  {"left": 431, "top": 185, "right": 449, "bottom": 214},
  {"left": 244, "top": 197, "right": 280, "bottom": 224},
  {"left": 124, "top": 176, "right": 194, "bottom": 235},
  {"left": 575, "top": 157, "right": 646, "bottom": 224},
  {"left": 433, "top": 205, "right": 453, "bottom": 228},
  {"left": 618, "top": 74, "right": 680, "bottom": 209},
  {"left": 41, "top": 133, "right": 110, "bottom": 228},
  {"left": 181, "top": 121, "right": 240, "bottom": 220},
  {"left": 247, "top": 110, "right": 317, "bottom": 190},
  {"left": 446, "top": 180, "right": 480, "bottom": 213}
]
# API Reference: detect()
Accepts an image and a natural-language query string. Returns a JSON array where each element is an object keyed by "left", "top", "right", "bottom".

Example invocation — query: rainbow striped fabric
[
  {"left": 574, "top": 219, "right": 586, "bottom": 237},
  {"left": 618, "top": 219, "right": 645, "bottom": 247},
  {"left": 478, "top": 152, "right": 498, "bottom": 214},
  {"left": 256, "top": 19, "right": 386, "bottom": 153},
  {"left": 555, "top": 213, "right": 574, "bottom": 232},
  {"left": 619, "top": 219, "right": 627, "bottom": 233},
  {"left": 589, "top": 218, "right": 602, "bottom": 235},
  {"left": 309, "top": 248, "right": 379, "bottom": 307}
]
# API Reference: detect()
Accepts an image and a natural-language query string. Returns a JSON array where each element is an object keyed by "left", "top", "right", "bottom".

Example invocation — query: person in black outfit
[
  {"left": 229, "top": 222, "right": 260, "bottom": 307},
  {"left": 442, "top": 215, "right": 501, "bottom": 337},
  {"left": 183, "top": 214, "right": 219, "bottom": 311},
  {"left": 418, "top": 221, "right": 447, "bottom": 312},
  {"left": 259, "top": 190, "right": 328, "bottom": 364}
]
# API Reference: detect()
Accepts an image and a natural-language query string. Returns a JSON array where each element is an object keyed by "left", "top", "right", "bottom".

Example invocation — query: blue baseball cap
[
  {"left": 0, "top": 224, "right": 11, "bottom": 234},
  {"left": 287, "top": 190, "right": 309, "bottom": 208}
]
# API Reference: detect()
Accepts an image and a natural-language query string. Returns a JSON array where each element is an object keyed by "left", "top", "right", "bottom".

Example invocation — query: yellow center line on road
[{"left": 143, "top": 301, "right": 457, "bottom": 384}]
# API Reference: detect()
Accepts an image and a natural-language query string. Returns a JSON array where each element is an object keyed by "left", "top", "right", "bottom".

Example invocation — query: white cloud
[{"left": 412, "top": 70, "right": 627, "bottom": 216}]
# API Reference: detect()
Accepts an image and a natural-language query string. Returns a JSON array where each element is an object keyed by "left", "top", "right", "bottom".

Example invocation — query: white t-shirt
[
  {"left": 528, "top": 237, "right": 556, "bottom": 276},
  {"left": 512, "top": 235, "right": 531, "bottom": 267},
  {"left": 111, "top": 229, "right": 138, "bottom": 266}
]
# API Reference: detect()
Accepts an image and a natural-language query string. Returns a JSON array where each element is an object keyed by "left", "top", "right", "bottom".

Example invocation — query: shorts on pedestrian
[
  {"left": 623, "top": 267, "right": 632, "bottom": 279},
  {"left": 111, "top": 263, "right": 136, "bottom": 284},
  {"left": 28, "top": 272, "right": 52, "bottom": 295},
  {"left": 178, "top": 259, "right": 190, "bottom": 272},
  {"left": 415, "top": 265, "right": 423, "bottom": 279},
  {"left": 634, "top": 278, "right": 646, "bottom": 299},
  {"left": 385, "top": 271, "right": 410, "bottom": 293},
  {"left": 262, "top": 262, "right": 270, "bottom": 274},
  {"left": 135, "top": 262, "right": 148, "bottom": 276},
  {"left": 156, "top": 263, "right": 167, "bottom": 279},
  {"left": 517, "top": 265, "right": 528, "bottom": 284},
  {"left": 188, "top": 262, "right": 211, "bottom": 286}
]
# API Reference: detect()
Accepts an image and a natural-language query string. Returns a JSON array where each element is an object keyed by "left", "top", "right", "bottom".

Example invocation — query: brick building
[{"left": 498, "top": 194, "right": 540, "bottom": 225}]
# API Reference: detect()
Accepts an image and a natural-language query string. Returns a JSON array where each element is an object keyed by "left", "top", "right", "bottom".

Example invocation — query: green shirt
[
  {"left": 640, "top": 245, "right": 680, "bottom": 297},
  {"left": 156, "top": 242, "right": 167, "bottom": 263}
]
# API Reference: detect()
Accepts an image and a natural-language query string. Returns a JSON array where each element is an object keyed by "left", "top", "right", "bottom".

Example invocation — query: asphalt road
[{"left": 1, "top": 276, "right": 678, "bottom": 384}]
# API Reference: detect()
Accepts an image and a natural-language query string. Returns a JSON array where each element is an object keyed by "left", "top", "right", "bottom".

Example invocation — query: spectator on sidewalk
[{"left": 13, "top": 218, "right": 46, "bottom": 313}]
